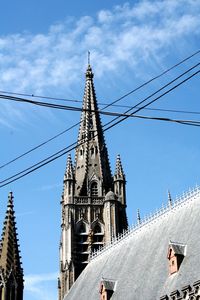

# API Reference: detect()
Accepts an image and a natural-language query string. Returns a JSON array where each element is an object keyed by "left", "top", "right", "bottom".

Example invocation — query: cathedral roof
[{"left": 64, "top": 185, "right": 200, "bottom": 300}]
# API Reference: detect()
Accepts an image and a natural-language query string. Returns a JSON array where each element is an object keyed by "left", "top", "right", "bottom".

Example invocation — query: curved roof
[
  {"left": 105, "top": 190, "right": 116, "bottom": 201},
  {"left": 64, "top": 186, "right": 200, "bottom": 300}
]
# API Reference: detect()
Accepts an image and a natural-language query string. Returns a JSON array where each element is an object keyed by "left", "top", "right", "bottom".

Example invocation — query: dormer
[
  {"left": 167, "top": 241, "right": 186, "bottom": 275},
  {"left": 99, "top": 279, "right": 116, "bottom": 300}
]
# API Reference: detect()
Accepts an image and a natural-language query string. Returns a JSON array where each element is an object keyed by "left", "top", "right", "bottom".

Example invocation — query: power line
[
  {"left": 0, "top": 63, "right": 199, "bottom": 114},
  {"left": 0, "top": 61, "right": 199, "bottom": 172},
  {"left": 0, "top": 48, "right": 199, "bottom": 105},
  {"left": 0, "top": 68, "right": 199, "bottom": 188},
  {"left": 101, "top": 64, "right": 200, "bottom": 130}
]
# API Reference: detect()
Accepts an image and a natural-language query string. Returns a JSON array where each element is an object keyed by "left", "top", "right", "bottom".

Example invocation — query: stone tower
[
  {"left": 58, "top": 65, "right": 128, "bottom": 300},
  {"left": 0, "top": 192, "right": 24, "bottom": 300}
]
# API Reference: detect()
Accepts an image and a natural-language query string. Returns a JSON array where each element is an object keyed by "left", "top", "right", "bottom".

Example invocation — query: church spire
[
  {"left": 59, "top": 65, "right": 128, "bottom": 298},
  {"left": 0, "top": 192, "right": 23, "bottom": 299},
  {"left": 74, "top": 65, "right": 112, "bottom": 196}
]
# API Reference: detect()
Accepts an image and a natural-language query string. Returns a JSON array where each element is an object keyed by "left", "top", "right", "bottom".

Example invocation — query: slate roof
[{"left": 64, "top": 186, "right": 200, "bottom": 300}]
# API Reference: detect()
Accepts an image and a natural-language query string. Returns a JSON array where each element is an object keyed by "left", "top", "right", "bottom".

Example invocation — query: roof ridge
[{"left": 90, "top": 185, "right": 200, "bottom": 261}]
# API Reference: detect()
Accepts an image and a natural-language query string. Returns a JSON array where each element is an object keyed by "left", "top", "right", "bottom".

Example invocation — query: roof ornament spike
[
  {"left": 114, "top": 154, "right": 124, "bottom": 177},
  {"left": 86, "top": 53, "right": 93, "bottom": 79},
  {"left": 7, "top": 191, "right": 14, "bottom": 212},
  {"left": 168, "top": 190, "right": 173, "bottom": 207},
  {"left": 0, "top": 192, "right": 23, "bottom": 283},
  {"left": 88, "top": 50, "right": 90, "bottom": 66},
  {"left": 64, "top": 153, "right": 74, "bottom": 180},
  {"left": 137, "top": 209, "right": 141, "bottom": 225}
]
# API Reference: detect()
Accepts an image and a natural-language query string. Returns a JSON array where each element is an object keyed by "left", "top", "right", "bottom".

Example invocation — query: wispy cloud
[
  {"left": 24, "top": 272, "right": 58, "bottom": 300},
  {"left": 35, "top": 182, "right": 62, "bottom": 192},
  {"left": 16, "top": 211, "right": 34, "bottom": 218},
  {"left": 0, "top": 0, "right": 199, "bottom": 126}
]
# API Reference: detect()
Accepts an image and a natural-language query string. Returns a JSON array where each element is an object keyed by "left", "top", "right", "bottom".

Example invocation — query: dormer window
[
  {"left": 167, "top": 241, "right": 186, "bottom": 275},
  {"left": 99, "top": 280, "right": 116, "bottom": 300}
]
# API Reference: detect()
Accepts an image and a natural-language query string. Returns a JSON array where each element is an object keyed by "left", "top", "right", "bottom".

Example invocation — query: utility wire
[
  {"left": 0, "top": 48, "right": 199, "bottom": 104},
  {"left": 0, "top": 68, "right": 199, "bottom": 188},
  {"left": 100, "top": 64, "right": 200, "bottom": 130},
  {"left": 0, "top": 61, "right": 199, "bottom": 172}
]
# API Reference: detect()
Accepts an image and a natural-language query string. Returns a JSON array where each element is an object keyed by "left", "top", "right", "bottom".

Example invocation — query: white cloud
[
  {"left": 35, "top": 182, "right": 62, "bottom": 191},
  {"left": 25, "top": 272, "right": 58, "bottom": 300},
  {"left": 0, "top": 0, "right": 199, "bottom": 126}
]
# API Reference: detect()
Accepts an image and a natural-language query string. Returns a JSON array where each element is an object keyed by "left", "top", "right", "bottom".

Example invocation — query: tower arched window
[
  {"left": 91, "top": 182, "right": 98, "bottom": 196},
  {"left": 90, "top": 147, "right": 95, "bottom": 155},
  {"left": 79, "top": 222, "right": 86, "bottom": 233},
  {"left": 93, "top": 224, "right": 101, "bottom": 233}
]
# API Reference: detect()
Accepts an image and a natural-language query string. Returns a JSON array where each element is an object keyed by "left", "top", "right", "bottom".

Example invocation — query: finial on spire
[
  {"left": 7, "top": 191, "right": 14, "bottom": 211},
  {"left": 137, "top": 209, "right": 141, "bottom": 225},
  {"left": 88, "top": 51, "right": 90, "bottom": 66},
  {"left": 168, "top": 190, "right": 173, "bottom": 207}
]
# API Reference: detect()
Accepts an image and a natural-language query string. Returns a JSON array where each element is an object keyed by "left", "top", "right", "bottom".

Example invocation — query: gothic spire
[
  {"left": 0, "top": 192, "right": 23, "bottom": 292},
  {"left": 64, "top": 154, "right": 74, "bottom": 180},
  {"left": 114, "top": 154, "right": 125, "bottom": 179},
  {"left": 74, "top": 65, "right": 112, "bottom": 196}
]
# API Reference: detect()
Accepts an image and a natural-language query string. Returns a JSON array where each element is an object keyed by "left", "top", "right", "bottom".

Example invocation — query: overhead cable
[{"left": 0, "top": 68, "right": 199, "bottom": 188}]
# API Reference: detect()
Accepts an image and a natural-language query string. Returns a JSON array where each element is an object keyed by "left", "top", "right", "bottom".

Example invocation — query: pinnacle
[
  {"left": 137, "top": 209, "right": 141, "bottom": 225},
  {"left": 114, "top": 154, "right": 124, "bottom": 177},
  {"left": 64, "top": 154, "right": 74, "bottom": 180},
  {"left": 168, "top": 190, "right": 173, "bottom": 207},
  {"left": 0, "top": 192, "right": 23, "bottom": 279}
]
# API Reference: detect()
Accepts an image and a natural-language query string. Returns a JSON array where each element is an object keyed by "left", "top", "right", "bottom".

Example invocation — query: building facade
[
  {"left": 58, "top": 65, "right": 128, "bottom": 299},
  {"left": 0, "top": 192, "right": 24, "bottom": 300}
]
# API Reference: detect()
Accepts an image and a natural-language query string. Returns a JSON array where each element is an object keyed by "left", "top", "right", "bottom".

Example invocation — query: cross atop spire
[{"left": 88, "top": 51, "right": 90, "bottom": 66}]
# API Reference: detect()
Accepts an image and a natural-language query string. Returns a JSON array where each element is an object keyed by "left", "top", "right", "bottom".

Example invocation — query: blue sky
[{"left": 0, "top": 1, "right": 200, "bottom": 299}]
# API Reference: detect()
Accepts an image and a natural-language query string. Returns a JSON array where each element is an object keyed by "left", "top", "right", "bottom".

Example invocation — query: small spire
[
  {"left": 168, "top": 190, "right": 173, "bottom": 207},
  {"left": 114, "top": 154, "right": 125, "bottom": 178},
  {"left": 137, "top": 209, "right": 141, "bottom": 225},
  {"left": 64, "top": 154, "right": 74, "bottom": 180},
  {"left": 0, "top": 192, "right": 23, "bottom": 290}
]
